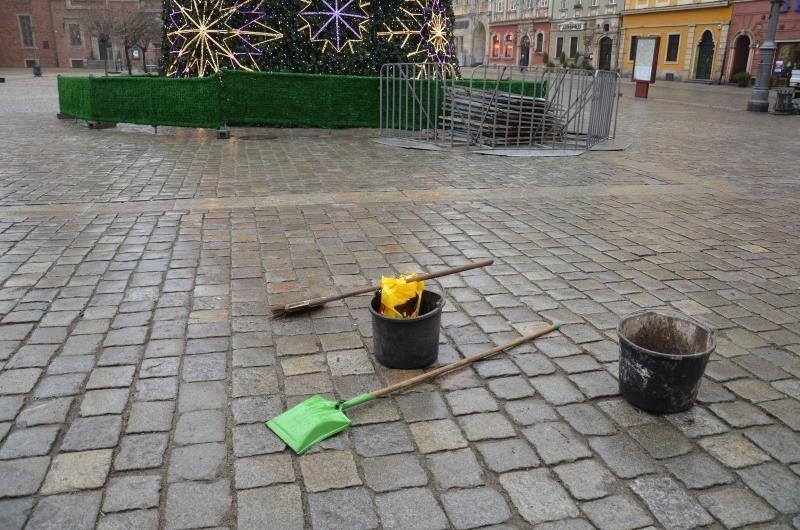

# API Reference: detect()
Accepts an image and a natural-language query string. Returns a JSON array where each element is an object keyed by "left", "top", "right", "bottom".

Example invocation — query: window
[
  {"left": 492, "top": 35, "right": 501, "bottom": 56},
  {"left": 510, "top": 0, "right": 518, "bottom": 9},
  {"left": 556, "top": 37, "right": 564, "bottom": 57},
  {"left": 629, "top": 35, "right": 638, "bottom": 60},
  {"left": 19, "top": 15, "right": 33, "bottom": 47},
  {"left": 666, "top": 34, "right": 680, "bottom": 61},
  {"left": 561, "top": 0, "right": 567, "bottom": 8},
  {"left": 603, "top": 23, "right": 610, "bottom": 32},
  {"left": 535, "top": 32, "right": 544, "bottom": 52},
  {"left": 496, "top": 0, "right": 504, "bottom": 11},
  {"left": 539, "top": 0, "right": 548, "bottom": 6},
  {"left": 591, "top": 0, "right": 599, "bottom": 5},
  {"left": 68, "top": 23, "right": 82, "bottom": 46},
  {"left": 609, "top": 0, "right": 616, "bottom": 4},
  {"left": 569, "top": 36, "right": 578, "bottom": 58},
  {"left": 505, "top": 34, "right": 514, "bottom": 56}
]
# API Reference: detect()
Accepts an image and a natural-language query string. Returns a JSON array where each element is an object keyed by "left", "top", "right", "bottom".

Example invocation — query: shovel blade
[{"left": 266, "top": 395, "right": 351, "bottom": 455}]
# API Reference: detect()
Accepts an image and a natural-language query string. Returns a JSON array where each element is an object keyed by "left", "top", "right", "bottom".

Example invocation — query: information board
[{"left": 633, "top": 37, "right": 659, "bottom": 82}]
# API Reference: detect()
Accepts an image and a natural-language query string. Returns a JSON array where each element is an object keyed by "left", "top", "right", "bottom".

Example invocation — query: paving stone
[
  {"left": 523, "top": 422, "right": 591, "bottom": 465},
  {"left": 530, "top": 375, "right": 585, "bottom": 405},
  {"left": 0, "top": 368, "right": 41, "bottom": 394},
  {"left": 536, "top": 337, "right": 582, "bottom": 358},
  {"left": 234, "top": 423, "right": 286, "bottom": 457},
  {"left": 744, "top": 425, "right": 800, "bottom": 464},
  {"left": 476, "top": 438, "right": 540, "bottom": 473},
  {"left": 557, "top": 403, "right": 616, "bottom": 435},
  {"left": 33, "top": 373, "right": 85, "bottom": 398},
  {"left": 698, "top": 486, "right": 776, "bottom": 528},
  {"left": 114, "top": 433, "right": 168, "bottom": 471},
  {"left": 165, "top": 480, "right": 231, "bottom": 530},
  {"left": 441, "top": 487, "right": 511, "bottom": 529},
  {"left": 327, "top": 348, "right": 374, "bottom": 376},
  {"left": 237, "top": 485, "right": 303, "bottom": 530},
  {"left": 182, "top": 352, "right": 227, "bottom": 382},
  {"left": 409, "top": 419, "right": 468, "bottom": 454},
  {"left": 61, "top": 415, "right": 122, "bottom": 451},
  {"left": 427, "top": 447, "right": 484, "bottom": 489},
  {"left": 174, "top": 409, "right": 225, "bottom": 444},
  {"left": 80, "top": 388, "right": 129, "bottom": 416},
  {"left": 554, "top": 459, "right": 618, "bottom": 500},
  {"left": 0, "top": 395, "right": 24, "bottom": 422},
  {"left": 104, "top": 327, "right": 148, "bottom": 347},
  {"left": 134, "top": 377, "right": 177, "bottom": 402},
  {"left": 16, "top": 398, "right": 71, "bottom": 429},
  {"left": 127, "top": 401, "right": 174, "bottom": 433},
  {"left": 145, "top": 339, "right": 184, "bottom": 358},
  {"left": 233, "top": 367, "right": 279, "bottom": 397},
  {"left": 589, "top": 433, "right": 657, "bottom": 478},
  {"left": 0, "top": 497, "right": 34, "bottom": 530},
  {"left": 698, "top": 432, "right": 771, "bottom": 468},
  {"left": 395, "top": 391, "right": 449, "bottom": 422},
  {"left": 581, "top": 494, "right": 653, "bottom": 530},
  {"left": 458, "top": 412, "right": 516, "bottom": 441},
  {"left": 103, "top": 475, "right": 161, "bottom": 512},
  {"left": 504, "top": 398, "right": 558, "bottom": 425},
  {"left": 725, "top": 378, "right": 786, "bottom": 403},
  {"left": 445, "top": 387, "right": 498, "bottom": 415},
  {"left": 26, "top": 491, "right": 101, "bottom": 530},
  {"left": 86, "top": 365, "right": 136, "bottom": 389},
  {"left": 178, "top": 381, "right": 226, "bottom": 412},
  {"left": 6, "top": 345, "right": 57, "bottom": 369},
  {"left": 235, "top": 453, "right": 295, "bottom": 489},
  {"left": 362, "top": 452, "right": 428, "bottom": 492},
  {"left": 596, "top": 398, "right": 657, "bottom": 427},
  {"left": 499, "top": 469, "right": 579, "bottom": 525},
  {"left": 96, "top": 509, "right": 159, "bottom": 530},
  {"left": 0, "top": 456, "right": 50, "bottom": 498},
  {"left": 760, "top": 398, "right": 800, "bottom": 430},
  {"left": 140, "top": 357, "right": 180, "bottom": 378},
  {"left": 710, "top": 400, "right": 775, "bottom": 427},
  {"left": 532, "top": 519, "right": 595, "bottom": 530},
  {"left": 554, "top": 354, "right": 603, "bottom": 374},
  {"left": 737, "top": 462, "right": 800, "bottom": 513},
  {"left": 352, "top": 421, "right": 414, "bottom": 457},
  {"left": 630, "top": 476, "right": 713, "bottom": 530},
  {"left": 627, "top": 423, "right": 693, "bottom": 459},
  {"left": 487, "top": 375, "right": 534, "bottom": 399},
  {"left": 664, "top": 452, "right": 735, "bottom": 489},
  {"left": 0, "top": 425, "right": 59, "bottom": 459},
  {"left": 512, "top": 352, "right": 556, "bottom": 376},
  {"left": 41, "top": 449, "right": 112, "bottom": 494},
  {"left": 665, "top": 406, "right": 730, "bottom": 437},
  {"left": 308, "top": 487, "right": 379, "bottom": 530},
  {"left": 299, "top": 450, "right": 362, "bottom": 492},
  {"left": 47, "top": 354, "right": 95, "bottom": 375},
  {"left": 232, "top": 395, "right": 284, "bottom": 425},
  {"left": 97, "top": 346, "right": 143, "bottom": 366},
  {"left": 168, "top": 442, "right": 226, "bottom": 482},
  {"left": 375, "top": 487, "right": 448, "bottom": 530}
]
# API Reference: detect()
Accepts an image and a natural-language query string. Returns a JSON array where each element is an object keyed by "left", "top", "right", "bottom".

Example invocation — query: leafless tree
[{"left": 85, "top": 8, "right": 116, "bottom": 75}]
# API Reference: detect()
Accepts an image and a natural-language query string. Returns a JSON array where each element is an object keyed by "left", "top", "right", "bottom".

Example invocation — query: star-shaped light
[
  {"left": 299, "top": 0, "right": 370, "bottom": 53},
  {"left": 378, "top": 0, "right": 454, "bottom": 76},
  {"left": 167, "top": 0, "right": 282, "bottom": 77}
]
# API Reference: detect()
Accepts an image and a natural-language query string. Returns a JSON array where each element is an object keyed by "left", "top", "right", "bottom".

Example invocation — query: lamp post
[{"left": 746, "top": 0, "right": 781, "bottom": 112}]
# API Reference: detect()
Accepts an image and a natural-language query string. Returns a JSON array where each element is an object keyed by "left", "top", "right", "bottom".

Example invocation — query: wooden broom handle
[
  {"left": 371, "top": 324, "right": 558, "bottom": 398},
  {"left": 304, "top": 259, "right": 494, "bottom": 306}
]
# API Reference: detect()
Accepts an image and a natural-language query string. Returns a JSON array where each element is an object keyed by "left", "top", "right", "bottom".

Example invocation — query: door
[
  {"left": 598, "top": 37, "right": 612, "bottom": 70},
  {"left": 695, "top": 30, "right": 715, "bottom": 80},
  {"left": 731, "top": 34, "right": 750, "bottom": 75},
  {"left": 520, "top": 36, "right": 530, "bottom": 67},
  {"left": 472, "top": 23, "right": 486, "bottom": 65}
]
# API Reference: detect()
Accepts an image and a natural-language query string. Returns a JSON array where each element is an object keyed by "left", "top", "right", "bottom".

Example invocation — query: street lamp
[{"left": 746, "top": 0, "right": 781, "bottom": 112}]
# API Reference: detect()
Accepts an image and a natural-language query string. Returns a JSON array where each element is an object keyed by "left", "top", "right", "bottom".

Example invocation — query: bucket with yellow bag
[{"left": 370, "top": 274, "right": 444, "bottom": 368}]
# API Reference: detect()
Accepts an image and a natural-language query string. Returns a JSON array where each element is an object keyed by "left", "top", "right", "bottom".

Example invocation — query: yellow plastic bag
[{"left": 380, "top": 274, "right": 424, "bottom": 319}]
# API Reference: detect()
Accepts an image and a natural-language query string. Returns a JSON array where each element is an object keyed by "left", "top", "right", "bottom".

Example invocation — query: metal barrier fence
[{"left": 379, "top": 64, "right": 620, "bottom": 151}]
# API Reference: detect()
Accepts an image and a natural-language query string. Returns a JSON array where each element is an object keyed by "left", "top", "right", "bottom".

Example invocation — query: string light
[
  {"left": 378, "top": 0, "right": 455, "bottom": 76},
  {"left": 298, "top": 0, "right": 371, "bottom": 53}
]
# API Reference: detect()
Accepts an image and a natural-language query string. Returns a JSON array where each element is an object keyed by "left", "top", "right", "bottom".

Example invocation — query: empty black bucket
[
  {"left": 618, "top": 310, "right": 715, "bottom": 414},
  {"left": 370, "top": 290, "right": 444, "bottom": 369}
]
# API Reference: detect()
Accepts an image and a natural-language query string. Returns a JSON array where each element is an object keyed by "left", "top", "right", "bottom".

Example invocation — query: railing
[{"left": 379, "top": 64, "right": 621, "bottom": 151}]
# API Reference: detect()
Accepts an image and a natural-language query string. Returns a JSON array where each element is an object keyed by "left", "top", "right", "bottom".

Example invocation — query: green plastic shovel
[{"left": 266, "top": 323, "right": 559, "bottom": 454}]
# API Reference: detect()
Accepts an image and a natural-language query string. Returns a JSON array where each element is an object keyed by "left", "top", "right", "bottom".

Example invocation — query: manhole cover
[{"left": 237, "top": 134, "right": 278, "bottom": 141}]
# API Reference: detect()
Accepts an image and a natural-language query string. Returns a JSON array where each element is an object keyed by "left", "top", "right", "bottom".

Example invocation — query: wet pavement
[{"left": 0, "top": 69, "right": 799, "bottom": 529}]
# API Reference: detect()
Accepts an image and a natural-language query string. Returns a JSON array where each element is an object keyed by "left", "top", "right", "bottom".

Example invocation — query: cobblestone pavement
[{"left": 1, "top": 70, "right": 799, "bottom": 529}]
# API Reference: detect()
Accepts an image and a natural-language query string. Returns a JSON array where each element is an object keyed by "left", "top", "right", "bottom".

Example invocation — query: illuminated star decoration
[
  {"left": 298, "top": 0, "right": 370, "bottom": 53},
  {"left": 378, "top": 0, "right": 455, "bottom": 76},
  {"left": 167, "top": 0, "right": 282, "bottom": 77}
]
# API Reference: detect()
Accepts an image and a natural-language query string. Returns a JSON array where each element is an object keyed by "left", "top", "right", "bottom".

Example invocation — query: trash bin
[
  {"left": 32, "top": 64, "right": 42, "bottom": 77},
  {"left": 618, "top": 310, "right": 715, "bottom": 413},
  {"left": 774, "top": 88, "right": 793, "bottom": 114},
  {"left": 370, "top": 290, "right": 443, "bottom": 369}
]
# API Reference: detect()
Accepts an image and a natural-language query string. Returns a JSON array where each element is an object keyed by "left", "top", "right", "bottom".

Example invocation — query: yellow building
[{"left": 620, "top": 0, "right": 732, "bottom": 82}]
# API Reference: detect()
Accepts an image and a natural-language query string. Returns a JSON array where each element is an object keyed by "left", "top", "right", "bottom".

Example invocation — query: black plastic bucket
[
  {"left": 618, "top": 310, "right": 715, "bottom": 414},
  {"left": 370, "top": 290, "right": 444, "bottom": 369}
]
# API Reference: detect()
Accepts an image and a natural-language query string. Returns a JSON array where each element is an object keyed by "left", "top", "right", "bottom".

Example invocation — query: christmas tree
[{"left": 161, "top": 0, "right": 459, "bottom": 77}]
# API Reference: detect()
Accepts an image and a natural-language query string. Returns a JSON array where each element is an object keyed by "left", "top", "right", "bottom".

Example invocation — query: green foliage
[
  {"left": 730, "top": 71, "right": 750, "bottom": 87},
  {"left": 542, "top": 53, "right": 549, "bottom": 65}
]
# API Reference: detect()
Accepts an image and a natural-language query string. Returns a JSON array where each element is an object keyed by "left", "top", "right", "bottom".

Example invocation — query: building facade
[
  {"left": 0, "top": 0, "right": 161, "bottom": 70},
  {"left": 453, "top": 0, "right": 492, "bottom": 66},
  {"left": 548, "top": 0, "right": 621, "bottom": 69},
  {"left": 619, "top": 0, "right": 732, "bottom": 82}
]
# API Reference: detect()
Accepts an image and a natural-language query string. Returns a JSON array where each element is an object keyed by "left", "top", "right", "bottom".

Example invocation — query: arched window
[
  {"left": 505, "top": 34, "right": 514, "bottom": 57},
  {"left": 535, "top": 32, "right": 544, "bottom": 53},
  {"left": 492, "top": 35, "right": 501, "bottom": 57}
]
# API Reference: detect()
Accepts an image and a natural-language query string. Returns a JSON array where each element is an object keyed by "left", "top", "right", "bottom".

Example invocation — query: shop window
[
  {"left": 666, "top": 34, "right": 680, "bottom": 62},
  {"left": 492, "top": 35, "right": 501, "bottom": 56},
  {"left": 505, "top": 34, "right": 514, "bottom": 57},
  {"left": 556, "top": 36, "right": 564, "bottom": 57},
  {"left": 69, "top": 24, "right": 82, "bottom": 46},
  {"left": 19, "top": 15, "right": 34, "bottom": 47},
  {"left": 629, "top": 35, "right": 638, "bottom": 60},
  {"left": 535, "top": 32, "right": 544, "bottom": 52},
  {"left": 569, "top": 36, "right": 578, "bottom": 58}
]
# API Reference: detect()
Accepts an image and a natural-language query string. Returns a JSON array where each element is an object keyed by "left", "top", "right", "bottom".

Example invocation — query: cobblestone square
[{"left": 0, "top": 69, "right": 799, "bottom": 528}]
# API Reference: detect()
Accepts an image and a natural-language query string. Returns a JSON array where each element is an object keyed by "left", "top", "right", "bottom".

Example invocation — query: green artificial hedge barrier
[{"left": 58, "top": 71, "right": 547, "bottom": 130}]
